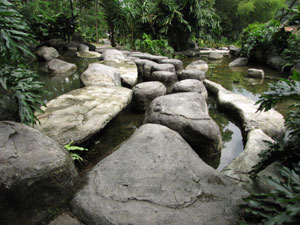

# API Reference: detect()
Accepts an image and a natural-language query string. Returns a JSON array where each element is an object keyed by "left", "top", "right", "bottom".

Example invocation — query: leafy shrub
[
  {"left": 240, "top": 20, "right": 281, "bottom": 59},
  {"left": 134, "top": 33, "right": 174, "bottom": 57},
  {"left": 242, "top": 162, "right": 300, "bottom": 224},
  {"left": 282, "top": 32, "right": 300, "bottom": 65},
  {"left": 64, "top": 141, "right": 88, "bottom": 161}
]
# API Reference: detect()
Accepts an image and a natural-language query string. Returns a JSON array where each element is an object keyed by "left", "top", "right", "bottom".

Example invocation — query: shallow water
[{"left": 33, "top": 52, "right": 290, "bottom": 171}]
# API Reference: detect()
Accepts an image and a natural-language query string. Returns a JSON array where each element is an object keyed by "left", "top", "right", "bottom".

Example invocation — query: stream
[{"left": 33, "top": 51, "right": 289, "bottom": 173}]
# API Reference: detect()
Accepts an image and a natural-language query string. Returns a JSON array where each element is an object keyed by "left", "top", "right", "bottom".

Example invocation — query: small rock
[
  {"left": 247, "top": 68, "right": 265, "bottom": 79},
  {"left": 35, "top": 46, "right": 60, "bottom": 61},
  {"left": 172, "top": 79, "right": 208, "bottom": 99},
  {"left": 179, "top": 69, "right": 206, "bottom": 81},
  {"left": 77, "top": 44, "right": 89, "bottom": 52},
  {"left": 132, "top": 81, "right": 167, "bottom": 112},
  {"left": 186, "top": 60, "right": 209, "bottom": 72},
  {"left": 228, "top": 57, "right": 248, "bottom": 67},
  {"left": 47, "top": 59, "right": 77, "bottom": 75},
  {"left": 208, "top": 52, "right": 223, "bottom": 60}
]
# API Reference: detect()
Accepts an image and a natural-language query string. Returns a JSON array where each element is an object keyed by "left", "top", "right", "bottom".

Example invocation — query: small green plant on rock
[{"left": 64, "top": 141, "right": 88, "bottom": 161}]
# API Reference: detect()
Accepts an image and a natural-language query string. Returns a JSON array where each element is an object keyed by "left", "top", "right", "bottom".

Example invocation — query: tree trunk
[{"left": 95, "top": 0, "right": 99, "bottom": 43}]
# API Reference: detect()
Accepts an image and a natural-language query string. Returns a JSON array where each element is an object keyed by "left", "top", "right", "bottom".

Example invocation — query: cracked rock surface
[
  {"left": 35, "top": 85, "right": 132, "bottom": 145},
  {"left": 144, "top": 92, "right": 222, "bottom": 158},
  {"left": 71, "top": 124, "right": 247, "bottom": 225}
]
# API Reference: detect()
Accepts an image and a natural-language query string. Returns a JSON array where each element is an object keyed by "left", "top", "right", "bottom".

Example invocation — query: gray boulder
[
  {"left": 77, "top": 44, "right": 89, "bottom": 52},
  {"left": 47, "top": 59, "right": 77, "bottom": 76},
  {"left": 179, "top": 69, "right": 206, "bottom": 81},
  {"left": 144, "top": 92, "right": 222, "bottom": 158},
  {"left": 229, "top": 45, "right": 241, "bottom": 58},
  {"left": 266, "top": 55, "right": 284, "bottom": 71},
  {"left": 48, "top": 213, "right": 83, "bottom": 225},
  {"left": 132, "top": 81, "right": 167, "bottom": 112},
  {"left": 100, "top": 59, "right": 138, "bottom": 88},
  {"left": 186, "top": 60, "right": 209, "bottom": 72},
  {"left": 247, "top": 68, "right": 265, "bottom": 79},
  {"left": 35, "top": 85, "right": 132, "bottom": 145},
  {"left": 204, "top": 80, "right": 285, "bottom": 138},
  {"left": 77, "top": 51, "right": 101, "bottom": 59},
  {"left": 151, "top": 63, "right": 176, "bottom": 73},
  {"left": 35, "top": 46, "right": 59, "bottom": 61},
  {"left": 159, "top": 58, "right": 183, "bottom": 71},
  {"left": 208, "top": 52, "right": 223, "bottom": 60},
  {"left": 229, "top": 57, "right": 248, "bottom": 67},
  {"left": 0, "top": 121, "right": 77, "bottom": 225},
  {"left": 81, "top": 63, "right": 121, "bottom": 86},
  {"left": 129, "top": 52, "right": 168, "bottom": 62},
  {"left": 172, "top": 79, "right": 208, "bottom": 99},
  {"left": 133, "top": 59, "right": 154, "bottom": 77},
  {"left": 100, "top": 49, "right": 125, "bottom": 61},
  {"left": 71, "top": 124, "right": 247, "bottom": 225},
  {"left": 143, "top": 60, "right": 159, "bottom": 80},
  {"left": 151, "top": 71, "right": 177, "bottom": 87}
]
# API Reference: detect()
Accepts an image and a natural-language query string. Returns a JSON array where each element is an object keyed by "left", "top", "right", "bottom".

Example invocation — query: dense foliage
[
  {"left": 0, "top": 0, "right": 45, "bottom": 125},
  {"left": 242, "top": 162, "right": 300, "bottom": 224}
]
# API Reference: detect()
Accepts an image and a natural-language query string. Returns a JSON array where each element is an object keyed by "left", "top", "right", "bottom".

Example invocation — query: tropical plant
[
  {"left": 64, "top": 141, "right": 88, "bottom": 161},
  {"left": 0, "top": 0, "right": 45, "bottom": 125},
  {"left": 242, "top": 162, "right": 300, "bottom": 224}
]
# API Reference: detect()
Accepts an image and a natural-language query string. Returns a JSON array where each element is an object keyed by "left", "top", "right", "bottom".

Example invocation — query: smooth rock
[
  {"left": 129, "top": 52, "right": 168, "bottom": 62},
  {"left": 151, "top": 63, "right": 175, "bottom": 73},
  {"left": 100, "top": 59, "right": 138, "bottom": 88},
  {"left": 143, "top": 60, "right": 159, "bottom": 80},
  {"left": 133, "top": 59, "right": 153, "bottom": 77},
  {"left": 77, "top": 51, "right": 101, "bottom": 59},
  {"left": 144, "top": 92, "right": 222, "bottom": 158},
  {"left": 222, "top": 129, "right": 274, "bottom": 185},
  {"left": 35, "top": 46, "right": 60, "bottom": 61},
  {"left": 35, "top": 85, "right": 132, "bottom": 145},
  {"left": 77, "top": 44, "right": 89, "bottom": 52},
  {"left": 159, "top": 58, "right": 183, "bottom": 71},
  {"left": 186, "top": 60, "right": 209, "bottom": 72},
  {"left": 204, "top": 80, "right": 285, "bottom": 138},
  {"left": 81, "top": 63, "right": 121, "bottom": 86},
  {"left": 172, "top": 79, "right": 208, "bottom": 99},
  {"left": 229, "top": 57, "right": 248, "bottom": 67},
  {"left": 71, "top": 124, "right": 247, "bottom": 225},
  {"left": 132, "top": 81, "right": 167, "bottom": 112},
  {"left": 208, "top": 52, "right": 223, "bottom": 60},
  {"left": 100, "top": 49, "right": 125, "bottom": 61},
  {"left": 0, "top": 121, "right": 77, "bottom": 224},
  {"left": 151, "top": 71, "right": 177, "bottom": 87},
  {"left": 266, "top": 55, "right": 284, "bottom": 71},
  {"left": 247, "top": 68, "right": 265, "bottom": 79},
  {"left": 179, "top": 69, "right": 206, "bottom": 81},
  {"left": 47, "top": 59, "right": 77, "bottom": 75}
]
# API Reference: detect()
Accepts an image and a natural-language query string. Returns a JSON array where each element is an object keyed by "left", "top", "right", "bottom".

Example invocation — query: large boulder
[
  {"left": 229, "top": 57, "right": 248, "bottom": 67},
  {"left": 143, "top": 60, "right": 159, "bottom": 81},
  {"left": 100, "top": 49, "right": 125, "bottom": 61},
  {"left": 0, "top": 121, "right": 77, "bottom": 225},
  {"left": 159, "top": 58, "right": 183, "bottom": 71},
  {"left": 132, "top": 81, "right": 167, "bottom": 112},
  {"left": 35, "top": 85, "right": 132, "bottom": 145},
  {"left": 71, "top": 124, "right": 247, "bottom": 225},
  {"left": 186, "top": 60, "right": 209, "bottom": 72},
  {"left": 266, "top": 55, "right": 284, "bottom": 71},
  {"left": 144, "top": 92, "right": 222, "bottom": 159},
  {"left": 133, "top": 59, "right": 155, "bottom": 78},
  {"left": 204, "top": 80, "right": 285, "bottom": 138},
  {"left": 35, "top": 46, "right": 59, "bottom": 61},
  {"left": 172, "top": 79, "right": 208, "bottom": 99},
  {"left": 81, "top": 63, "right": 121, "bottom": 86},
  {"left": 100, "top": 59, "right": 138, "bottom": 88},
  {"left": 179, "top": 69, "right": 206, "bottom": 81},
  {"left": 47, "top": 59, "right": 77, "bottom": 76}
]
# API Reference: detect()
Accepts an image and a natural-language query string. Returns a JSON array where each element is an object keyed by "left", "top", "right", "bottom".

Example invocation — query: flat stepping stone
[
  {"left": 132, "top": 81, "right": 167, "bottom": 112},
  {"left": 208, "top": 52, "right": 223, "bottom": 60},
  {"left": 77, "top": 51, "right": 101, "bottom": 59},
  {"left": 71, "top": 124, "right": 247, "bottom": 225},
  {"left": 204, "top": 79, "right": 285, "bottom": 138},
  {"left": 172, "top": 79, "right": 208, "bottom": 99},
  {"left": 151, "top": 63, "right": 175, "bottom": 73},
  {"left": 100, "top": 49, "right": 125, "bottom": 61},
  {"left": 151, "top": 71, "right": 177, "bottom": 87},
  {"left": 100, "top": 59, "right": 138, "bottom": 88},
  {"left": 159, "top": 58, "right": 183, "bottom": 71},
  {"left": 186, "top": 60, "right": 208, "bottom": 72},
  {"left": 35, "top": 85, "right": 132, "bottom": 145},
  {"left": 129, "top": 52, "right": 168, "bottom": 62}
]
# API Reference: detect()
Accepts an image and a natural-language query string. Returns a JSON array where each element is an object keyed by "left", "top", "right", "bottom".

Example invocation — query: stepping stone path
[{"left": 172, "top": 79, "right": 208, "bottom": 99}]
